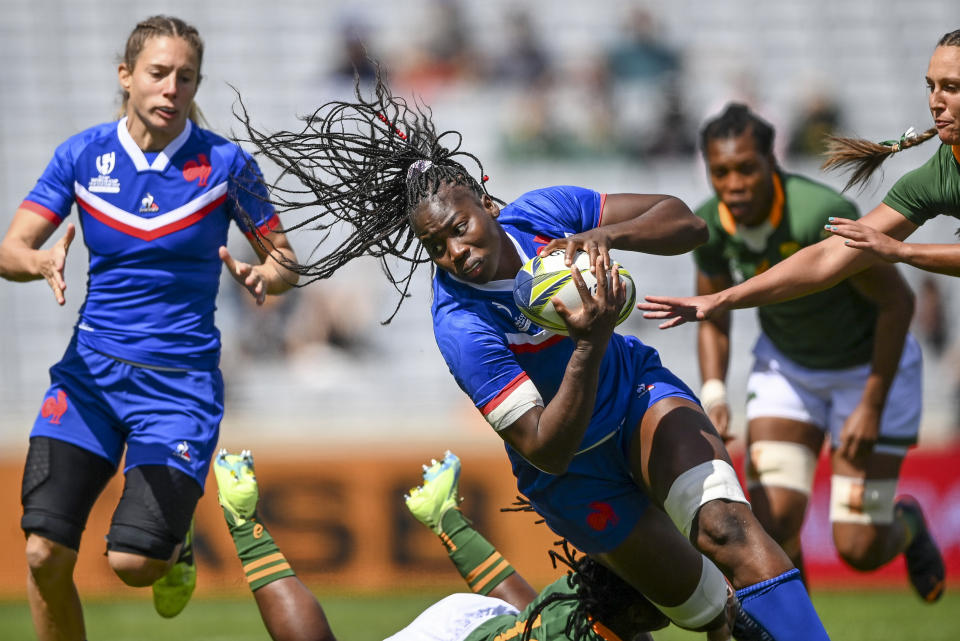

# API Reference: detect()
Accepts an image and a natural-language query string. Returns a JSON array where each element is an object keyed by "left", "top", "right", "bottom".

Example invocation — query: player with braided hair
[{"left": 234, "top": 67, "right": 829, "bottom": 639}]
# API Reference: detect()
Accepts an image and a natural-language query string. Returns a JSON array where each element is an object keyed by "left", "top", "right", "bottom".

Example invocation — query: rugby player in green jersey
[
  {"left": 640, "top": 29, "right": 960, "bottom": 604},
  {"left": 682, "top": 102, "right": 930, "bottom": 595},
  {"left": 213, "top": 450, "right": 772, "bottom": 641}
]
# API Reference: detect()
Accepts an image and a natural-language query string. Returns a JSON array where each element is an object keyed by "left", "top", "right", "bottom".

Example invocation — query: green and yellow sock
[
  {"left": 439, "top": 509, "right": 515, "bottom": 595},
  {"left": 226, "top": 507, "right": 296, "bottom": 592}
]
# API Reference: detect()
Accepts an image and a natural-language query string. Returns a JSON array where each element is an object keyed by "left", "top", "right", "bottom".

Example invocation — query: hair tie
[
  {"left": 880, "top": 126, "right": 918, "bottom": 152},
  {"left": 406, "top": 159, "right": 434, "bottom": 181}
]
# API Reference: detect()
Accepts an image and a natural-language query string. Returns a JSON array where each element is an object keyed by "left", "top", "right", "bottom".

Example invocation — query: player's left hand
[
  {"left": 538, "top": 229, "right": 612, "bottom": 274},
  {"left": 220, "top": 246, "right": 267, "bottom": 305},
  {"left": 826, "top": 217, "right": 904, "bottom": 263},
  {"left": 836, "top": 403, "right": 880, "bottom": 465},
  {"left": 553, "top": 255, "right": 625, "bottom": 345}
]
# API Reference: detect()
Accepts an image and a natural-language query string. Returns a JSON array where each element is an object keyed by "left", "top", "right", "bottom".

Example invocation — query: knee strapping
[
  {"left": 746, "top": 440, "right": 817, "bottom": 496},
  {"left": 829, "top": 476, "right": 897, "bottom": 524},
  {"left": 655, "top": 555, "right": 728, "bottom": 630},
  {"left": 664, "top": 460, "right": 749, "bottom": 539}
]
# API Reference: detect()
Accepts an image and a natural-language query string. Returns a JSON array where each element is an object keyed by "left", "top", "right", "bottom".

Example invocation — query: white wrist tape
[
  {"left": 699, "top": 379, "right": 728, "bottom": 413},
  {"left": 656, "top": 555, "right": 728, "bottom": 630}
]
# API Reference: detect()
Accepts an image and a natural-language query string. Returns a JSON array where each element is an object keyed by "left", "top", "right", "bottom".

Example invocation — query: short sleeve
[
  {"left": 518, "top": 186, "right": 604, "bottom": 235},
  {"left": 883, "top": 146, "right": 960, "bottom": 225},
  {"left": 226, "top": 147, "right": 279, "bottom": 238},
  {"left": 21, "top": 140, "right": 78, "bottom": 225},
  {"left": 435, "top": 309, "right": 543, "bottom": 431}
]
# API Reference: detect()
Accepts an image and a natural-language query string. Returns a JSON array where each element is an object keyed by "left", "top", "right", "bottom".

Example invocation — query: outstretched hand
[
  {"left": 220, "top": 246, "right": 267, "bottom": 305},
  {"left": 825, "top": 217, "right": 903, "bottom": 263},
  {"left": 42, "top": 223, "right": 75, "bottom": 306},
  {"left": 637, "top": 293, "right": 723, "bottom": 329}
]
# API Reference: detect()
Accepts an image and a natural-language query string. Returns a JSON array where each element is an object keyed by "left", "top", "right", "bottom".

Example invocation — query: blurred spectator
[
  {"left": 606, "top": 6, "right": 681, "bottom": 83},
  {"left": 492, "top": 9, "right": 552, "bottom": 86},
  {"left": 500, "top": 78, "right": 573, "bottom": 159},
  {"left": 329, "top": 18, "right": 378, "bottom": 84},
  {"left": 633, "top": 79, "right": 696, "bottom": 159},
  {"left": 393, "top": 0, "right": 484, "bottom": 93},
  {"left": 787, "top": 91, "right": 844, "bottom": 157}
]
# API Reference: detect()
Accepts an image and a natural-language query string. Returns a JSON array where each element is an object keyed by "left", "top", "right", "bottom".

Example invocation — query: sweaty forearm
[
  {"left": 895, "top": 243, "right": 960, "bottom": 277},
  {"left": 529, "top": 343, "right": 606, "bottom": 473},
  {"left": 718, "top": 239, "right": 875, "bottom": 310},
  {"left": 607, "top": 197, "right": 706, "bottom": 256},
  {"left": 862, "top": 296, "right": 914, "bottom": 411}
]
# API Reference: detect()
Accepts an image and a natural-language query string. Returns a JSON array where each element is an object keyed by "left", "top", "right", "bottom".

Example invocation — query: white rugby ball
[{"left": 512, "top": 250, "right": 636, "bottom": 335}]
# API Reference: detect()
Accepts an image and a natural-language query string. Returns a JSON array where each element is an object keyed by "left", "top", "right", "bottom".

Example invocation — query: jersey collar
[
  {"left": 116, "top": 117, "right": 193, "bottom": 172},
  {"left": 446, "top": 231, "right": 527, "bottom": 292},
  {"left": 952, "top": 145, "right": 960, "bottom": 169},
  {"left": 717, "top": 171, "right": 784, "bottom": 249}
]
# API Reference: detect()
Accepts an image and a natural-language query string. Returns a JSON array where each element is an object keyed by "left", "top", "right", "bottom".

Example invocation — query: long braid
[
  {"left": 820, "top": 127, "right": 938, "bottom": 191},
  {"left": 232, "top": 68, "right": 499, "bottom": 322}
]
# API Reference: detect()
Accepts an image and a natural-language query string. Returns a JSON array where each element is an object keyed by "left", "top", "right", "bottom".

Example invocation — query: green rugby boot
[
  {"left": 214, "top": 449, "right": 259, "bottom": 526},
  {"left": 152, "top": 518, "right": 196, "bottom": 618},
  {"left": 405, "top": 450, "right": 461, "bottom": 534}
]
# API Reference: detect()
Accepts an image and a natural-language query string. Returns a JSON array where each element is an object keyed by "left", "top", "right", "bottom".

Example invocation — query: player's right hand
[
  {"left": 40, "top": 223, "right": 74, "bottom": 306},
  {"left": 638, "top": 292, "right": 723, "bottom": 329},
  {"left": 553, "top": 255, "right": 624, "bottom": 345}
]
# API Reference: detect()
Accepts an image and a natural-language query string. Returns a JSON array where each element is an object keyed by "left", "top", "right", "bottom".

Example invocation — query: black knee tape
[
  {"left": 107, "top": 465, "right": 201, "bottom": 560},
  {"left": 21, "top": 437, "right": 116, "bottom": 551}
]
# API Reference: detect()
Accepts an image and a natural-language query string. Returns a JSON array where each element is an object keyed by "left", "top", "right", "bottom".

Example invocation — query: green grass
[{"left": 1, "top": 589, "right": 957, "bottom": 640}]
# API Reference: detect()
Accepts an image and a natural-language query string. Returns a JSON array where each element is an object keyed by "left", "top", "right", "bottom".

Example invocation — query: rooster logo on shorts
[
  {"left": 40, "top": 390, "right": 68, "bottom": 424},
  {"left": 174, "top": 441, "right": 192, "bottom": 461},
  {"left": 586, "top": 501, "right": 619, "bottom": 531}
]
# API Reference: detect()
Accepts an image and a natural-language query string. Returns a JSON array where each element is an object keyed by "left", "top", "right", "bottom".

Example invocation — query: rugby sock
[
  {"left": 438, "top": 509, "right": 516, "bottom": 595},
  {"left": 225, "top": 508, "right": 295, "bottom": 592},
  {"left": 736, "top": 569, "right": 831, "bottom": 640}
]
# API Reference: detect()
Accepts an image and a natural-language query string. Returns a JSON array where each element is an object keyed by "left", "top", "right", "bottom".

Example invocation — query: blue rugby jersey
[
  {"left": 20, "top": 118, "right": 278, "bottom": 370},
  {"left": 432, "top": 186, "right": 652, "bottom": 454}
]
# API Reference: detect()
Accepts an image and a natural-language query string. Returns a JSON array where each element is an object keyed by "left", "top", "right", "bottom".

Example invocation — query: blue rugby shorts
[{"left": 30, "top": 338, "right": 223, "bottom": 489}]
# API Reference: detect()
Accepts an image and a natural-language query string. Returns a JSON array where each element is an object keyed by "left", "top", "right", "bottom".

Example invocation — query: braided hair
[
  {"left": 821, "top": 29, "right": 960, "bottom": 191},
  {"left": 232, "top": 67, "right": 500, "bottom": 321},
  {"left": 502, "top": 498, "right": 669, "bottom": 641}
]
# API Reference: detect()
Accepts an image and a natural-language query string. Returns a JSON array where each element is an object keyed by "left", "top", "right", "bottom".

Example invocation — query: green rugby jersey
[
  {"left": 883, "top": 144, "right": 960, "bottom": 225},
  {"left": 464, "top": 578, "right": 618, "bottom": 641},
  {"left": 694, "top": 171, "right": 877, "bottom": 369}
]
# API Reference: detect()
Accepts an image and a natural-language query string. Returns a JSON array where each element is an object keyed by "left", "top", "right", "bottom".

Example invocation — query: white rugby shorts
[
  {"left": 745, "top": 332, "right": 922, "bottom": 455},
  {"left": 384, "top": 593, "right": 519, "bottom": 641}
]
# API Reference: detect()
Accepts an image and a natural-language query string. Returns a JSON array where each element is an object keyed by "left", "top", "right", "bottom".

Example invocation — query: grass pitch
[{"left": 0, "top": 588, "right": 957, "bottom": 640}]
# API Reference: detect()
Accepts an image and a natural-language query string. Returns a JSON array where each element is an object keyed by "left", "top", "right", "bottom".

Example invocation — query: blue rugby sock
[{"left": 736, "top": 569, "right": 830, "bottom": 640}]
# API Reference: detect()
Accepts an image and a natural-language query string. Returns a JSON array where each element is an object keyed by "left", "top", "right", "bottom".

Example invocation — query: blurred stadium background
[{"left": 2, "top": 0, "right": 960, "bottom": 638}]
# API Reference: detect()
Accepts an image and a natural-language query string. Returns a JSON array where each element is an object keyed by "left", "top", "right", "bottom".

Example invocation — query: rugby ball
[{"left": 512, "top": 250, "right": 636, "bottom": 335}]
